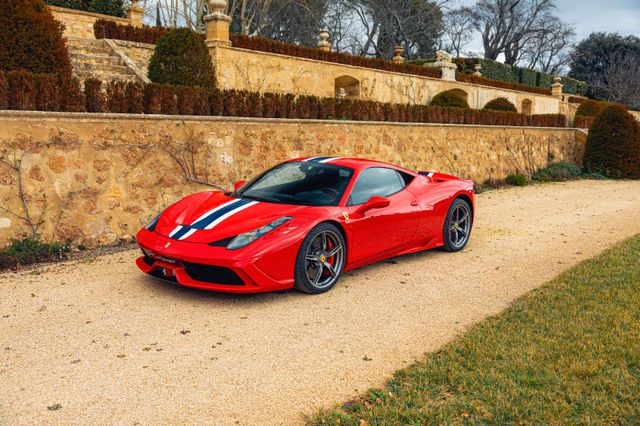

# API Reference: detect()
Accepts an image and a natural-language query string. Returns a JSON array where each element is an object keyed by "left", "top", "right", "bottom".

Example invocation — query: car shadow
[{"left": 136, "top": 248, "right": 449, "bottom": 306}]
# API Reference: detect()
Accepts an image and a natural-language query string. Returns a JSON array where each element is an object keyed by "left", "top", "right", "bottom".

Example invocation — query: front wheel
[
  {"left": 442, "top": 198, "right": 473, "bottom": 252},
  {"left": 294, "top": 223, "right": 346, "bottom": 294}
]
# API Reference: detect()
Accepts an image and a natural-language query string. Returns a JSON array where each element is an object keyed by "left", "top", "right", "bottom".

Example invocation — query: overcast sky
[{"left": 457, "top": 0, "right": 640, "bottom": 56}]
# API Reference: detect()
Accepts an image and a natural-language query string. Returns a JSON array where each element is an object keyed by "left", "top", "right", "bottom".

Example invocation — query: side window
[{"left": 347, "top": 167, "right": 406, "bottom": 206}]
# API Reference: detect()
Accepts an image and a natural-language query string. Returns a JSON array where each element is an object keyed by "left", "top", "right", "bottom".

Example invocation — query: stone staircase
[{"left": 67, "top": 37, "right": 140, "bottom": 84}]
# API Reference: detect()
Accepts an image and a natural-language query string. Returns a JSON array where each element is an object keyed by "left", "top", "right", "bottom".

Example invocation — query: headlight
[
  {"left": 227, "top": 217, "right": 293, "bottom": 250},
  {"left": 145, "top": 213, "right": 162, "bottom": 231}
]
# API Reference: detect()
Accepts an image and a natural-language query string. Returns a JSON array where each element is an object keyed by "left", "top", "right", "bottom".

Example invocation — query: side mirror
[
  {"left": 234, "top": 180, "right": 247, "bottom": 191},
  {"left": 355, "top": 196, "right": 390, "bottom": 215}
]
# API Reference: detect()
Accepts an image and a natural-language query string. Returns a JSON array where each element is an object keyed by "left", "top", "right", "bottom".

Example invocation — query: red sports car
[{"left": 136, "top": 157, "right": 475, "bottom": 294}]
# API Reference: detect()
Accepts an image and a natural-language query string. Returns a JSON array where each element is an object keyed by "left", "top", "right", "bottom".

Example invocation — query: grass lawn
[{"left": 310, "top": 235, "right": 640, "bottom": 425}]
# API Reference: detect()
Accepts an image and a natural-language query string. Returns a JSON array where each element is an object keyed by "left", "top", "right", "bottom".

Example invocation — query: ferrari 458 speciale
[{"left": 136, "top": 157, "right": 475, "bottom": 294}]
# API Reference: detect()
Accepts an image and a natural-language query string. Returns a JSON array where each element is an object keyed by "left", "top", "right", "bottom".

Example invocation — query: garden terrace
[{"left": 0, "top": 70, "right": 567, "bottom": 128}]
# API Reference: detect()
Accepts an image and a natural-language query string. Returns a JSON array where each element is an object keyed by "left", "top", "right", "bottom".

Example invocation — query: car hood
[{"left": 155, "top": 191, "right": 309, "bottom": 244}]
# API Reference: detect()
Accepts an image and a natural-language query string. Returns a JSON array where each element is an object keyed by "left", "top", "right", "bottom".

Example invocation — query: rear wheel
[
  {"left": 294, "top": 223, "right": 346, "bottom": 294},
  {"left": 442, "top": 198, "right": 473, "bottom": 252}
]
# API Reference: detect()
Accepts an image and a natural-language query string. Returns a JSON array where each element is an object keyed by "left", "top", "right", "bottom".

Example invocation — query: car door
[{"left": 344, "top": 167, "right": 421, "bottom": 265}]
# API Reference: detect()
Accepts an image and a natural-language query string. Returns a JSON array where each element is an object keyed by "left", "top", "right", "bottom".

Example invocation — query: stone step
[
  {"left": 73, "top": 71, "right": 140, "bottom": 84},
  {"left": 68, "top": 45, "right": 113, "bottom": 56},
  {"left": 73, "top": 61, "right": 136, "bottom": 75},
  {"left": 71, "top": 53, "right": 124, "bottom": 66}
]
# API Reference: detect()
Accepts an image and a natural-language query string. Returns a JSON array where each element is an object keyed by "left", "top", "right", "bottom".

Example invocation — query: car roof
[{"left": 288, "top": 156, "right": 416, "bottom": 175}]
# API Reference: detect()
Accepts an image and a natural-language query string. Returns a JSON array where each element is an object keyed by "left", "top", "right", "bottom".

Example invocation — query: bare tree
[
  {"left": 442, "top": 6, "right": 474, "bottom": 57},
  {"left": 343, "top": 0, "right": 448, "bottom": 59},
  {"left": 472, "top": 0, "right": 556, "bottom": 64},
  {"left": 593, "top": 51, "right": 640, "bottom": 109},
  {"left": 520, "top": 16, "right": 575, "bottom": 74}
]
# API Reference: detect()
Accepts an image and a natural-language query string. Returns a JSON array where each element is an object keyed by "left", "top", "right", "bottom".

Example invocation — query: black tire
[
  {"left": 294, "top": 222, "right": 346, "bottom": 294},
  {"left": 441, "top": 198, "right": 473, "bottom": 252}
]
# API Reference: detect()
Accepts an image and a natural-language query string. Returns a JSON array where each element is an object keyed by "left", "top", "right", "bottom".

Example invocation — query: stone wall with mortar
[
  {"left": 50, "top": 6, "right": 129, "bottom": 39},
  {"left": 210, "top": 46, "right": 562, "bottom": 114},
  {"left": 0, "top": 111, "right": 583, "bottom": 247}
]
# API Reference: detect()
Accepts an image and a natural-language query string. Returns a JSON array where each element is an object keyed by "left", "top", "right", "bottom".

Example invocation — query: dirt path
[{"left": 1, "top": 180, "right": 639, "bottom": 425}]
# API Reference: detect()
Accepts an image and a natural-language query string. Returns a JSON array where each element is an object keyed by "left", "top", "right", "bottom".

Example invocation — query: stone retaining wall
[
  {"left": 50, "top": 5, "right": 129, "bottom": 39},
  {"left": 0, "top": 111, "right": 583, "bottom": 247}
]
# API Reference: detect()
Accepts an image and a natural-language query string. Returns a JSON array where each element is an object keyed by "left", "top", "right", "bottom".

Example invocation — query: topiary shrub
[
  {"left": 0, "top": 72, "right": 8, "bottom": 109},
  {"left": 7, "top": 70, "right": 37, "bottom": 110},
  {"left": 86, "top": 0, "right": 125, "bottom": 18},
  {"left": 59, "top": 76, "right": 85, "bottom": 112},
  {"left": 534, "top": 162, "right": 582, "bottom": 182},
  {"left": 483, "top": 97, "right": 517, "bottom": 112},
  {"left": 430, "top": 91, "right": 470, "bottom": 109},
  {"left": 583, "top": 105, "right": 640, "bottom": 179},
  {"left": 575, "top": 99, "right": 607, "bottom": 118},
  {"left": 84, "top": 78, "right": 105, "bottom": 112},
  {"left": 0, "top": 0, "right": 72, "bottom": 77},
  {"left": 148, "top": 28, "right": 217, "bottom": 90},
  {"left": 35, "top": 73, "right": 60, "bottom": 111}
]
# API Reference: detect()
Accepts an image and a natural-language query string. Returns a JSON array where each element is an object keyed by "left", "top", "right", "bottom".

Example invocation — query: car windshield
[{"left": 237, "top": 162, "right": 354, "bottom": 206}]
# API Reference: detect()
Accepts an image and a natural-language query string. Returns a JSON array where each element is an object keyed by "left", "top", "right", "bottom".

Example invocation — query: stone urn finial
[
  {"left": 318, "top": 28, "right": 331, "bottom": 52},
  {"left": 473, "top": 63, "right": 482, "bottom": 77},
  {"left": 208, "top": 0, "right": 227, "bottom": 14},
  {"left": 551, "top": 75, "right": 564, "bottom": 99},
  {"left": 393, "top": 45, "right": 405, "bottom": 64},
  {"left": 205, "top": 0, "right": 231, "bottom": 47}
]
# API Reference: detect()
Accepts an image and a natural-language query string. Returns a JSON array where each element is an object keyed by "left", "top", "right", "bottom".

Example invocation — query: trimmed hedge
[
  {"left": 457, "top": 73, "right": 551, "bottom": 96},
  {"left": 483, "top": 97, "right": 517, "bottom": 112},
  {"left": 583, "top": 105, "right": 640, "bottom": 179},
  {"left": 575, "top": 99, "right": 608, "bottom": 118},
  {"left": 44, "top": 0, "right": 126, "bottom": 18},
  {"left": 574, "top": 116, "right": 595, "bottom": 129},
  {"left": 1, "top": 0, "right": 72, "bottom": 78},
  {"left": 148, "top": 28, "right": 217, "bottom": 90},
  {"left": 455, "top": 57, "right": 588, "bottom": 95},
  {"left": 3, "top": 70, "right": 84, "bottom": 112},
  {"left": 0, "top": 71, "right": 568, "bottom": 128},
  {"left": 430, "top": 91, "right": 470, "bottom": 109},
  {"left": 94, "top": 19, "right": 170, "bottom": 44},
  {"left": 228, "top": 34, "right": 442, "bottom": 80}
]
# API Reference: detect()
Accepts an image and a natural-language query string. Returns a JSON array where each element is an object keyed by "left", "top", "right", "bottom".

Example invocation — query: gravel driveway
[{"left": 1, "top": 180, "right": 640, "bottom": 425}]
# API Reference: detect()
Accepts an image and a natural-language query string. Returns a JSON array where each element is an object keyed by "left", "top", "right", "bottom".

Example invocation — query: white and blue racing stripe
[
  {"left": 169, "top": 198, "right": 259, "bottom": 240},
  {"left": 303, "top": 156, "right": 341, "bottom": 163}
]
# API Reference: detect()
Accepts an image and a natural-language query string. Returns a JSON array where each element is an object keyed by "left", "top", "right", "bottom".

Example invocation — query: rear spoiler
[{"left": 418, "top": 171, "right": 461, "bottom": 182}]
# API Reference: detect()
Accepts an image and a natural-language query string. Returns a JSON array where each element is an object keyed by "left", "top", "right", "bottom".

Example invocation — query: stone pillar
[
  {"left": 126, "top": 0, "right": 144, "bottom": 28},
  {"left": 551, "top": 75, "right": 563, "bottom": 99},
  {"left": 392, "top": 45, "right": 405, "bottom": 64},
  {"left": 204, "top": 0, "right": 232, "bottom": 47},
  {"left": 473, "top": 63, "right": 482, "bottom": 77},
  {"left": 424, "top": 50, "right": 457, "bottom": 81},
  {"left": 318, "top": 29, "right": 331, "bottom": 52}
]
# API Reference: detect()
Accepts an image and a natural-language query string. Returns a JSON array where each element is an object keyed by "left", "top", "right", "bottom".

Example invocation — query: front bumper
[{"left": 135, "top": 229, "right": 295, "bottom": 293}]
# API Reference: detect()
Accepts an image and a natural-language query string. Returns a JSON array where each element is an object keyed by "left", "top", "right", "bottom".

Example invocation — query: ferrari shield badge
[{"left": 342, "top": 212, "right": 349, "bottom": 221}]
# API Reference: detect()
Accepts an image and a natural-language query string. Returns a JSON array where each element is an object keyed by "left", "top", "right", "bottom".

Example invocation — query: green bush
[
  {"left": 148, "top": 28, "right": 217, "bottom": 90},
  {"left": 483, "top": 97, "right": 517, "bottom": 112},
  {"left": 536, "top": 72, "right": 553, "bottom": 89},
  {"left": 0, "top": 237, "right": 71, "bottom": 270},
  {"left": 584, "top": 105, "right": 640, "bottom": 179},
  {"left": 534, "top": 162, "right": 582, "bottom": 182},
  {"left": 505, "top": 174, "right": 529, "bottom": 186},
  {"left": 0, "top": 0, "right": 72, "bottom": 77},
  {"left": 44, "top": 0, "right": 125, "bottom": 18},
  {"left": 477, "top": 59, "right": 518, "bottom": 83},
  {"left": 430, "top": 90, "right": 470, "bottom": 109},
  {"left": 575, "top": 99, "right": 607, "bottom": 118},
  {"left": 518, "top": 67, "right": 538, "bottom": 87}
]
